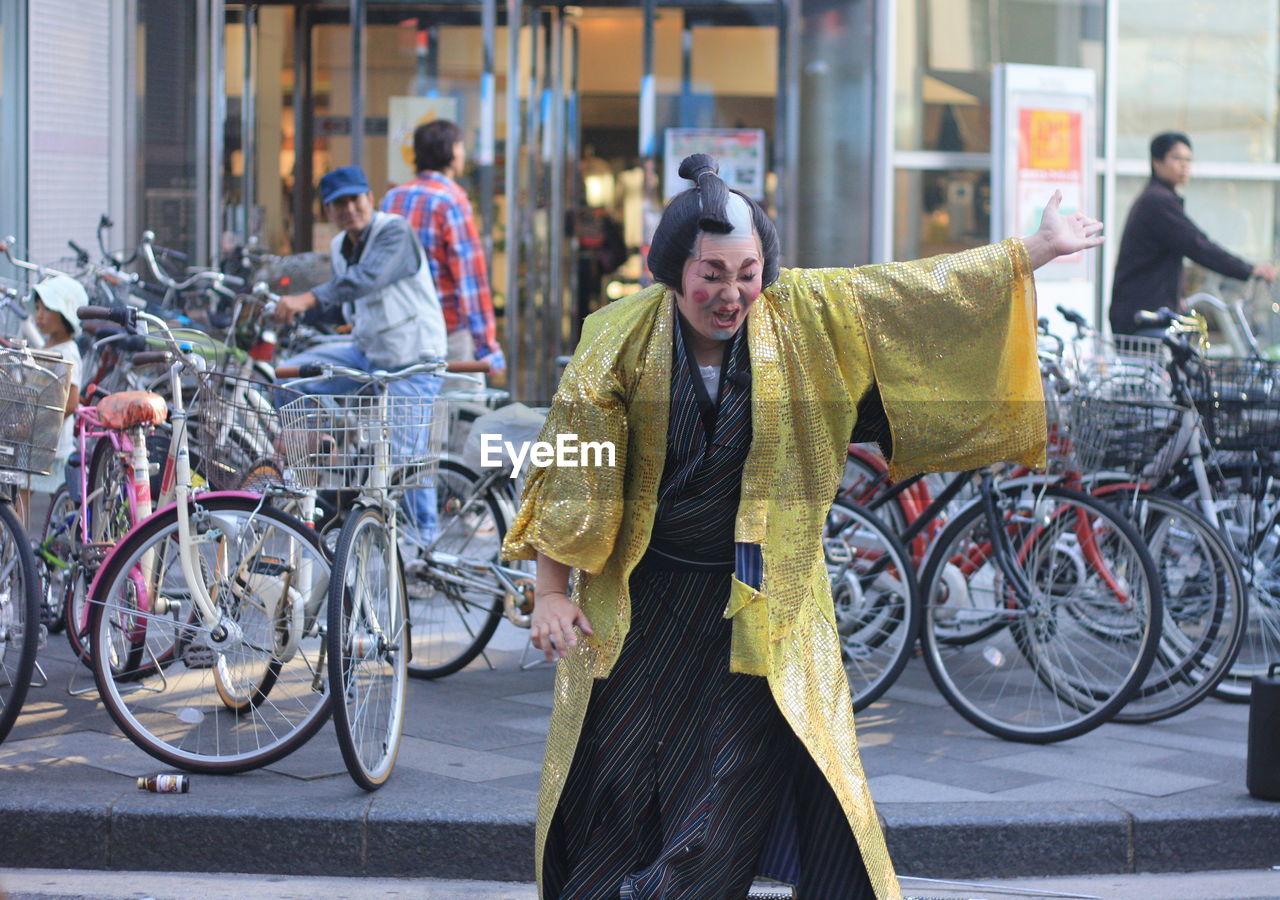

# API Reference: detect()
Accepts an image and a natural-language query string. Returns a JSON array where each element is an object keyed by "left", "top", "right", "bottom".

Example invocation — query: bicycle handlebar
[
  {"left": 77, "top": 304, "right": 134, "bottom": 326},
  {"left": 275, "top": 358, "right": 489, "bottom": 381},
  {"left": 274, "top": 363, "right": 324, "bottom": 380},
  {"left": 132, "top": 351, "right": 171, "bottom": 366},
  {"left": 1133, "top": 307, "right": 1180, "bottom": 328},
  {"left": 1055, "top": 304, "right": 1089, "bottom": 331},
  {"left": 138, "top": 231, "right": 244, "bottom": 292}
]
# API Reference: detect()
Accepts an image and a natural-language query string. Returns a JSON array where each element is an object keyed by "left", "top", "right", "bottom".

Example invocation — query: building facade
[{"left": 3, "top": 0, "right": 1279, "bottom": 393}]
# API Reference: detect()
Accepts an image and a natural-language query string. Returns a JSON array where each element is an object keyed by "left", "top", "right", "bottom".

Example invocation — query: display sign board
[
  {"left": 991, "top": 65, "right": 1097, "bottom": 321},
  {"left": 387, "top": 96, "right": 460, "bottom": 185},
  {"left": 663, "top": 129, "right": 766, "bottom": 201}
]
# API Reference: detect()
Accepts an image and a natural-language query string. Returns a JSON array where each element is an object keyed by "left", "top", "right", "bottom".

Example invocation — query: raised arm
[{"left": 1021, "top": 190, "right": 1105, "bottom": 270}]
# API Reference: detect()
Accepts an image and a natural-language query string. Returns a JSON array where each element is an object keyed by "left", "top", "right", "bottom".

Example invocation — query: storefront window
[
  {"left": 1116, "top": 1, "right": 1279, "bottom": 162},
  {"left": 893, "top": 168, "right": 990, "bottom": 260},
  {"left": 894, "top": 0, "right": 1104, "bottom": 154},
  {"left": 137, "top": 0, "right": 201, "bottom": 262}
]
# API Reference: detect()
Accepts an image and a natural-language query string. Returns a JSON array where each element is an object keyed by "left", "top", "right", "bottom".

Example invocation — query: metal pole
[
  {"left": 640, "top": 0, "right": 656, "bottom": 160},
  {"left": 293, "top": 6, "right": 314, "bottom": 252},
  {"left": 871, "top": 0, "right": 896, "bottom": 263},
  {"left": 777, "top": 0, "right": 799, "bottom": 248},
  {"left": 350, "top": 0, "right": 366, "bottom": 170},
  {"left": 680, "top": 18, "right": 692, "bottom": 128},
  {"left": 564, "top": 13, "right": 582, "bottom": 348},
  {"left": 504, "top": 0, "right": 522, "bottom": 396},
  {"left": 546, "top": 9, "right": 565, "bottom": 396},
  {"left": 242, "top": 4, "right": 257, "bottom": 244},
  {"left": 526, "top": 10, "right": 544, "bottom": 400},
  {"left": 198, "top": 0, "right": 225, "bottom": 266},
  {"left": 480, "top": 0, "right": 497, "bottom": 269},
  {"left": 1102, "top": 0, "right": 1119, "bottom": 329}
]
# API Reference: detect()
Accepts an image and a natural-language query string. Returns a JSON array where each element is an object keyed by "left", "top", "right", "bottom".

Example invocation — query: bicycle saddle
[{"left": 97, "top": 390, "right": 168, "bottom": 430}]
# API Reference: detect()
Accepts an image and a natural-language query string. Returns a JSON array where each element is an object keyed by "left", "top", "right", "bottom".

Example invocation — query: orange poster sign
[{"left": 1018, "top": 109, "right": 1081, "bottom": 174}]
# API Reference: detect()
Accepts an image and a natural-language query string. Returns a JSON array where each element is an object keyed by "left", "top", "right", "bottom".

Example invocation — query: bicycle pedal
[{"left": 181, "top": 643, "right": 217, "bottom": 669}]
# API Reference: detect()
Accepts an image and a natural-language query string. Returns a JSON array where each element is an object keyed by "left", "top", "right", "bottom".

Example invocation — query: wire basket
[
  {"left": 192, "top": 371, "right": 301, "bottom": 491},
  {"left": 1197, "top": 357, "right": 1280, "bottom": 452},
  {"left": 0, "top": 347, "right": 73, "bottom": 476},
  {"left": 277, "top": 390, "right": 449, "bottom": 491},
  {"left": 1057, "top": 334, "right": 1189, "bottom": 479}
]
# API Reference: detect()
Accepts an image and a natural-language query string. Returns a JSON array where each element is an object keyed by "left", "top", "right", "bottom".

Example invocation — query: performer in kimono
[{"left": 502, "top": 153, "right": 1103, "bottom": 900}]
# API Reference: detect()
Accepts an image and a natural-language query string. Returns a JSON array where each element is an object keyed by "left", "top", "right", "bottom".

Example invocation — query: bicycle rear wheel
[
  {"left": 400, "top": 459, "right": 509, "bottom": 678},
  {"left": 68, "top": 437, "right": 135, "bottom": 666},
  {"left": 38, "top": 484, "right": 76, "bottom": 633},
  {"left": 90, "top": 495, "right": 332, "bottom": 773},
  {"left": 920, "top": 483, "right": 1161, "bottom": 743},
  {"left": 825, "top": 500, "right": 919, "bottom": 710},
  {"left": 329, "top": 506, "right": 408, "bottom": 790},
  {"left": 0, "top": 501, "right": 40, "bottom": 744}
]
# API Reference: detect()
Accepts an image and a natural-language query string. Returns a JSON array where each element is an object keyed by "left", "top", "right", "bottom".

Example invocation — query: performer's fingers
[
  {"left": 574, "top": 609, "right": 595, "bottom": 636},
  {"left": 558, "top": 615, "right": 579, "bottom": 650}
]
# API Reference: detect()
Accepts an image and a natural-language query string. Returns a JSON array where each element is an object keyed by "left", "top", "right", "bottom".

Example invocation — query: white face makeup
[{"left": 676, "top": 230, "right": 763, "bottom": 354}]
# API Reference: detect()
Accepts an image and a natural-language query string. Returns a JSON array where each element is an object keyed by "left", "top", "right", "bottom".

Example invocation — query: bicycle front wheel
[
  {"left": 329, "top": 506, "right": 408, "bottom": 790},
  {"left": 1101, "top": 489, "right": 1246, "bottom": 723},
  {"left": 90, "top": 495, "right": 332, "bottom": 773},
  {"left": 919, "top": 484, "right": 1162, "bottom": 743},
  {"left": 825, "top": 500, "right": 919, "bottom": 711},
  {"left": 0, "top": 501, "right": 40, "bottom": 744}
]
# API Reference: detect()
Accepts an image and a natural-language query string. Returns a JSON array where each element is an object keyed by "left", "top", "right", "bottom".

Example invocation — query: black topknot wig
[{"left": 647, "top": 153, "right": 780, "bottom": 291}]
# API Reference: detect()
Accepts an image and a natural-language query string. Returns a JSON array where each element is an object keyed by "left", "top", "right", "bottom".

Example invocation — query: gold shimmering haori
[{"left": 503, "top": 238, "right": 1046, "bottom": 900}]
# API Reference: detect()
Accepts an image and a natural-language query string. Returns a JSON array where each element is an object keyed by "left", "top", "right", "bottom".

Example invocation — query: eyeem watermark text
[{"left": 479, "top": 433, "right": 616, "bottom": 476}]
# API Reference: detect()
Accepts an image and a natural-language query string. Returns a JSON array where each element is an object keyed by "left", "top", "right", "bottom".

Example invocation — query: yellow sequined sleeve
[
  {"left": 500, "top": 344, "right": 629, "bottom": 575},
  {"left": 827, "top": 238, "right": 1046, "bottom": 480}
]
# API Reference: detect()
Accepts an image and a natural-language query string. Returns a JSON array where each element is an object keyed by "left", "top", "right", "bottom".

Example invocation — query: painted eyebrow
[{"left": 699, "top": 258, "right": 760, "bottom": 270}]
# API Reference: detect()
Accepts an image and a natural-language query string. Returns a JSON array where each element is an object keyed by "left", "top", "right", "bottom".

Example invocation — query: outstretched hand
[{"left": 1024, "top": 190, "right": 1104, "bottom": 270}]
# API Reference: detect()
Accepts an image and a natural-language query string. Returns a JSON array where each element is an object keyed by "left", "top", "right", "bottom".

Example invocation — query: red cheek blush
[{"left": 692, "top": 290, "right": 710, "bottom": 303}]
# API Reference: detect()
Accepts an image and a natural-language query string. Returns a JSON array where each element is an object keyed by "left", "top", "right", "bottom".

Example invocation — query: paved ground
[
  {"left": 2, "top": 617, "right": 1279, "bottom": 884},
  {"left": 4, "top": 867, "right": 1280, "bottom": 899}
]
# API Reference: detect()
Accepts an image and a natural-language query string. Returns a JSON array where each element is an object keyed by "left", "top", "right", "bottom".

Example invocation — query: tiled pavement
[{"left": 2, "top": 618, "right": 1279, "bottom": 882}]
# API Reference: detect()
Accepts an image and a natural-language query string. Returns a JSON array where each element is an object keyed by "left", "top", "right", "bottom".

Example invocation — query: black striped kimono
[{"left": 543, "top": 316, "right": 875, "bottom": 900}]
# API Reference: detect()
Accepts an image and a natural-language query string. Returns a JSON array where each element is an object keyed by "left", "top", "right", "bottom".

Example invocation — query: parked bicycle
[
  {"left": 80, "top": 304, "right": 333, "bottom": 774},
  {"left": 0, "top": 342, "right": 73, "bottom": 743}
]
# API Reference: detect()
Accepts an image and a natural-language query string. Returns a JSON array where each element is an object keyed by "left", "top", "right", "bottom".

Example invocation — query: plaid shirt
[{"left": 381, "top": 172, "right": 500, "bottom": 362}]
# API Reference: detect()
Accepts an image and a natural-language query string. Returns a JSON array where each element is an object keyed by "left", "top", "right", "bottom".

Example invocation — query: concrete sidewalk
[{"left": 2, "top": 618, "right": 1278, "bottom": 882}]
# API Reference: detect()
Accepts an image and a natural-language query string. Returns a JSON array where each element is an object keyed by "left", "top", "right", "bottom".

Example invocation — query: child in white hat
[{"left": 24, "top": 274, "right": 84, "bottom": 503}]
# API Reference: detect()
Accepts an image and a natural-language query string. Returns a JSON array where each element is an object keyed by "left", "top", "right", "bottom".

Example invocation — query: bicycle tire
[
  {"left": 399, "top": 458, "right": 509, "bottom": 678},
  {"left": 1173, "top": 464, "right": 1280, "bottom": 701},
  {"left": 1098, "top": 489, "right": 1246, "bottom": 723},
  {"left": 825, "top": 499, "right": 920, "bottom": 711},
  {"left": 838, "top": 448, "right": 909, "bottom": 536},
  {"left": 89, "top": 495, "right": 332, "bottom": 773},
  {"left": 38, "top": 484, "right": 76, "bottom": 633},
  {"left": 0, "top": 501, "right": 40, "bottom": 744},
  {"left": 329, "top": 506, "right": 408, "bottom": 790},
  {"left": 67, "top": 437, "right": 135, "bottom": 666},
  {"left": 919, "top": 483, "right": 1162, "bottom": 743}
]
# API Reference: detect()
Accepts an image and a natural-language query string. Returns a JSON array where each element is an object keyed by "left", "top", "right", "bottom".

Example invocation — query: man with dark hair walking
[
  {"left": 1110, "top": 130, "right": 1277, "bottom": 335},
  {"left": 382, "top": 119, "right": 504, "bottom": 378}
]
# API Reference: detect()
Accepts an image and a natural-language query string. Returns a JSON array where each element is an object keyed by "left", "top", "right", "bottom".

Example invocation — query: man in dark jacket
[{"left": 1109, "top": 131, "right": 1276, "bottom": 335}]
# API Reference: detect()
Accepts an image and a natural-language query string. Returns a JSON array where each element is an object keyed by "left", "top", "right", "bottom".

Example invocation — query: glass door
[{"left": 504, "top": 5, "right": 578, "bottom": 400}]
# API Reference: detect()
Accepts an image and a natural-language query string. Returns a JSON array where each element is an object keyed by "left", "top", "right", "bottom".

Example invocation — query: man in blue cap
[{"left": 274, "top": 165, "right": 448, "bottom": 541}]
